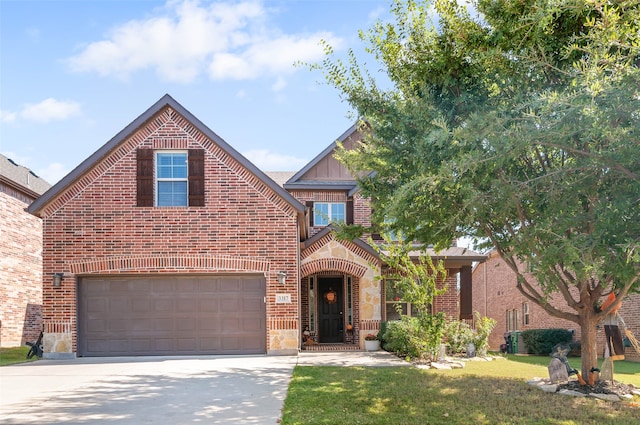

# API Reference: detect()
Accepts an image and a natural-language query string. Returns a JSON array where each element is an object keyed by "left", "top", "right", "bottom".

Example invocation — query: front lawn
[
  {"left": 282, "top": 357, "right": 639, "bottom": 425},
  {"left": 0, "top": 346, "right": 39, "bottom": 366}
]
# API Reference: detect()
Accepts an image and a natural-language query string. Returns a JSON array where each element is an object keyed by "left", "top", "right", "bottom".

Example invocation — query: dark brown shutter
[
  {"left": 306, "top": 201, "right": 314, "bottom": 227},
  {"left": 459, "top": 265, "right": 473, "bottom": 320},
  {"left": 136, "top": 148, "right": 154, "bottom": 207},
  {"left": 346, "top": 198, "right": 354, "bottom": 225},
  {"left": 188, "top": 149, "right": 205, "bottom": 207}
]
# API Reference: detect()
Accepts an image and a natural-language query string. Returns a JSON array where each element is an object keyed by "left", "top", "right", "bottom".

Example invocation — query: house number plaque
[{"left": 276, "top": 293, "right": 292, "bottom": 304}]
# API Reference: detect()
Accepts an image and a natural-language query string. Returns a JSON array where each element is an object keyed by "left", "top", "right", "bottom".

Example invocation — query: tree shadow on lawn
[
  {"left": 0, "top": 367, "right": 289, "bottom": 425},
  {"left": 282, "top": 367, "right": 639, "bottom": 425}
]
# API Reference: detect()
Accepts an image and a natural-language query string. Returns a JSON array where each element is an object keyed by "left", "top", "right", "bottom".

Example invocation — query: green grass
[
  {"left": 282, "top": 357, "right": 640, "bottom": 425},
  {"left": 0, "top": 346, "right": 39, "bottom": 366},
  {"left": 506, "top": 354, "right": 640, "bottom": 387}
]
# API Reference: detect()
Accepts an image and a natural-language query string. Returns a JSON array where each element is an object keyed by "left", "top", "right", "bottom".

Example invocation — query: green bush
[
  {"left": 442, "top": 314, "right": 497, "bottom": 356},
  {"left": 442, "top": 320, "right": 474, "bottom": 354},
  {"left": 382, "top": 314, "right": 445, "bottom": 360},
  {"left": 473, "top": 313, "right": 497, "bottom": 355},
  {"left": 378, "top": 321, "right": 389, "bottom": 345},
  {"left": 521, "top": 328, "right": 574, "bottom": 355}
]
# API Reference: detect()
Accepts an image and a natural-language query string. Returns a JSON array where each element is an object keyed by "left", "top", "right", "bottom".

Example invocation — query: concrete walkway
[{"left": 0, "top": 351, "right": 407, "bottom": 424}]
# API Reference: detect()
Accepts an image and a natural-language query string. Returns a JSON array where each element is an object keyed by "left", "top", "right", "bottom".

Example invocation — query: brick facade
[
  {"left": 30, "top": 96, "right": 483, "bottom": 357},
  {"left": 0, "top": 163, "right": 49, "bottom": 346},
  {"left": 32, "top": 100, "right": 301, "bottom": 356},
  {"left": 473, "top": 251, "right": 640, "bottom": 361}
]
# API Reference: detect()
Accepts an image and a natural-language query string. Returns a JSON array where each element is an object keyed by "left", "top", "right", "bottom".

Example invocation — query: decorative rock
[
  {"left": 449, "top": 361, "right": 465, "bottom": 369},
  {"left": 527, "top": 377, "right": 544, "bottom": 385},
  {"left": 466, "top": 343, "right": 476, "bottom": 358},
  {"left": 632, "top": 389, "right": 640, "bottom": 397},
  {"left": 621, "top": 394, "right": 634, "bottom": 400},
  {"left": 415, "top": 365, "right": 431, "bottom": 370},
  {"left": 539, "top": 384, "right": 558, "bottom": 393},
  {"left": 590, "top": 393, "right": 620, "bottom": 402},
  {"left": 558, "top": 389, "right": 587, "bottom": 397},
  {"left": 430, "top": 362, "right": 452, "bottom": 370},
  {"left": 548, "top": 358, "right": 569, "bottom": 383}
]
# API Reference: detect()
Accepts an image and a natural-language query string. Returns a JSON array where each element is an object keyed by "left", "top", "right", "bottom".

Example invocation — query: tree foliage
[{"left": 320, "top": 0, "right": 640, "bottom": 376}]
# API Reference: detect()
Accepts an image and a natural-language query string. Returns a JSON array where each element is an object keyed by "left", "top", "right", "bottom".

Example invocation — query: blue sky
[{"left": 0, "top": 0, "right": 390, "bottom": 185}]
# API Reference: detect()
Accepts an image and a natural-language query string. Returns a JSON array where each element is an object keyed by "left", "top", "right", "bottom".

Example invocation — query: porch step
[{"left": 302, "top": 343, "right": 361, "bottom": 352}]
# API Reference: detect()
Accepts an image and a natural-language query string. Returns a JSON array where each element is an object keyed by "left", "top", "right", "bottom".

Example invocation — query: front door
[{"left": 318, "top": 277, "right": 344, "bottom": 343}]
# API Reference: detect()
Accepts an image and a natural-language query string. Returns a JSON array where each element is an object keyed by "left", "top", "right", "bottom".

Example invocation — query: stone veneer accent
[{"left": 301, "top": 235, "right": 381, "bottom": 347}]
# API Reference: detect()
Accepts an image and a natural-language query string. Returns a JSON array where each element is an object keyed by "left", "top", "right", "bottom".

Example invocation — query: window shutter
[
  {"left": 346, "top": 198, "right": 354, "bottom": 225},
  {"left": 136, "top": 148, "right": 154, "bottom": 207},
  {"left": 459, "top": 265, "right": 473, "bottom": 320},
  {"left": 188, "top": 149, "right": 205, "bottom": 207},
  {"left": 306, "top": 201, "right": 314, "bottom": 227}
]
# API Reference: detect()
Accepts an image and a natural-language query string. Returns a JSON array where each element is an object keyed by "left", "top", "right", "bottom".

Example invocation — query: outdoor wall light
[
  {"left": 52, "top": 272, "right": 64, "bottom": 287},
  {"left": 277, "top": 271, "right": 287, "bottom": 285}
]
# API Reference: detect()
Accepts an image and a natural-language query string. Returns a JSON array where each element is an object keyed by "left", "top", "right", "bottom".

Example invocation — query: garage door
[{"left": 78, "top": 275, "right": 266, "bottom": 356}]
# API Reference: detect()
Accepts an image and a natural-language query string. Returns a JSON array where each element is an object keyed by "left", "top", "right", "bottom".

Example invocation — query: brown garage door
[{"left": 78, "top": 275, "right": 266, "bottom": 356}]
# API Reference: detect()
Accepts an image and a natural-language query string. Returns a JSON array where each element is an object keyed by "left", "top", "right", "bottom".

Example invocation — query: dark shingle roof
[{"left": 0, "top": 153, "right": 51, "bottom": 197}]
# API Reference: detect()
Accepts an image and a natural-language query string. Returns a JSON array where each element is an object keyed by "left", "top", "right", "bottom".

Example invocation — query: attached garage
[{"left": 78, "top": 275, "right": 266, "bottom": 356}]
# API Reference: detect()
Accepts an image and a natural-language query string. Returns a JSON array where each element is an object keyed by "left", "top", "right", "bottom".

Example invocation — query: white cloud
[
  {"left": 20, "top": 98, "right": 81, "bottom": 123},
  {"left": 37, "top": 162, "right": 70, "bottom": 185},
  {"left": 242, "top": 149, "right": 307, "bottom": 171},
  {"left": 67, "top": 0, "right": 342, "bottom": 83},
  {"left": 0, "top": 110, "right": 17, "bottom": 123},
  {"left": 208, "top": 32, "right": 341, "bottom": 80}
]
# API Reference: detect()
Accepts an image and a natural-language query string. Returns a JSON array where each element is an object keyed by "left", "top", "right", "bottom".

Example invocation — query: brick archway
[{"left": 300, "top": 258, "right": 368, "bottom": 278}]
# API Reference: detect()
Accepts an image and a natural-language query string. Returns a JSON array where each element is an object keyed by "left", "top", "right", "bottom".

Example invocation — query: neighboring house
[
  {"left": 28, "top": 95, "right": 485, "bottom": 358},
  {"left": 473, "top": 250, "right": 640, "bottom": 361},
  {"left": 0, "top": 154, "right": 51, "bottom": 346}
]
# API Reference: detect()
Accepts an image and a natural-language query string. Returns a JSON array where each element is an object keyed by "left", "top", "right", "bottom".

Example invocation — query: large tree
[{"left": 320, "top": 0, "right": 640, "bottom": 377}]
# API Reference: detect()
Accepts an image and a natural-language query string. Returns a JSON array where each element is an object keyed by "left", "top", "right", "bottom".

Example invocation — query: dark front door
[{"left": 318, "top": 277, "right": 343, "bottom": 343}]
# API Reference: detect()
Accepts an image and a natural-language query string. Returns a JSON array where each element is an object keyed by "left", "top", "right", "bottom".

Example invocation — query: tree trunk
[{"left": 579, "top": 315, "right": 599, "bottom": 379}]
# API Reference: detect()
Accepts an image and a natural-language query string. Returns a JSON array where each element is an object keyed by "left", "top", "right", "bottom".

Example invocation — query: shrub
[
  {"left": 442, "top": 314, "right": 497, "bottom": 356},
  {"left": 378, "top": 321, "right": 389, "bottom": 346},
  {"left": 521, "top": 328, "right": 574, "bottom": 355},
  {"left": 442, "top": 320, "right": 475, "bottom": 354},
  {"left": 382, "top": 314, "right": 445, "bottom": 360},
  {"left": 473, "top": 313, "right": 497, "bottom": 356}
]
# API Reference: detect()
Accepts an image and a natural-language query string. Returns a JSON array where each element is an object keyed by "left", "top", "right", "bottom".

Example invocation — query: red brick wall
[
  {"left": 39, "top": 107, "right": 300, "bottom": 353},
  {"left": 0, "top": 184, "right": 43, "bottom": 346},
  {"left": 473, "top": 252, "right": 640, "bottom": 361}
]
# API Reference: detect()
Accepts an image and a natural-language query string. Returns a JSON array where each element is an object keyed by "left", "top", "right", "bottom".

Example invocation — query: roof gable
[
  {"left": 28, "top": 94, "right": 305, "bottom": 217},
  {"left": 284, "top": 124, "right": 362, "bottom": 190}
]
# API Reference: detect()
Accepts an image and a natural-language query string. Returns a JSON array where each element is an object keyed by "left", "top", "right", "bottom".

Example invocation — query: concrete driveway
[
  {"left": 0, "top": 351, "right": 408, "bottom": 424},
  {"left": 0, "top": 355, "right": 297, "bottom": 424}
]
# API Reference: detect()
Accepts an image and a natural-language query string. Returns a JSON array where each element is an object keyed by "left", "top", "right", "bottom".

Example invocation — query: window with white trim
[
  {"left": 156, "top": 151, "right": 188, "bottom": 206},
  {"left": 313, "top": 202, "right": 345, "bottom": 226}
]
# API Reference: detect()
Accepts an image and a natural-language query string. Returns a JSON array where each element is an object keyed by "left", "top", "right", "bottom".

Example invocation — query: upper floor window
[
  {"left": 136, "top": 148, "right": 204, "bottom": 208},
  {"left": 313, "top": 202, "right": 345, "bottom": 226},
  {"left": 156, "top": 152, "right": 188, "bottom": 206}
]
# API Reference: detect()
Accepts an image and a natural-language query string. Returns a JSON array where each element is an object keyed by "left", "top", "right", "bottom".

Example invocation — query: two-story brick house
[
  {"left": 1, "top": 154, "right": 51, "bottom": 346},
  {"left": 29, "top": 95, "right": 484, "bottom": 358}
]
